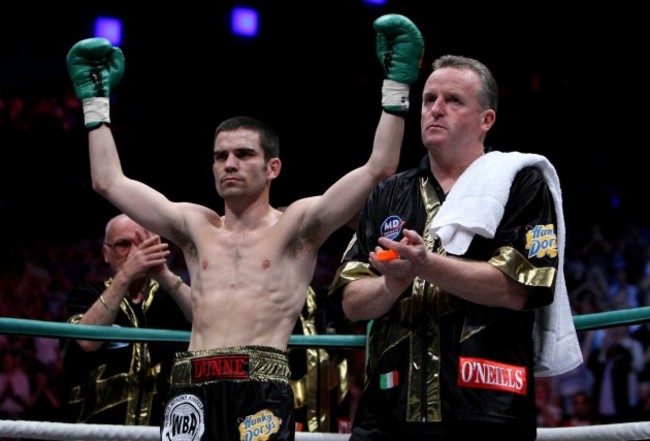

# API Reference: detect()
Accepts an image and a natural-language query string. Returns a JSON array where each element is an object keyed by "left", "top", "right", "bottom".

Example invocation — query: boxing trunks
[{"left": 162, "top": 345, "right": 295, "bottom": 441}]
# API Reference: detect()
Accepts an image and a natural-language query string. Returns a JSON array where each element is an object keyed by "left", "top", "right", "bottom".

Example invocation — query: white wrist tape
[
  {"left": 82, "top": 97, "right": 110, "bottom": 126},
  {"left": 381, "top": 79, "right": 410, "bottom": 112}
]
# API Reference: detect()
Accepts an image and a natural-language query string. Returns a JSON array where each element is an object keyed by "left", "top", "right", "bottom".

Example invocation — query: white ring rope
[
  {"left": 537, "top": 422, "right": 650, "bottom": 441},
  {"left": 0, "top": 420, "right": 350, "bottom": 441},
  {"left": 2, "top": 420, "right": 650, "bottom": 441}
]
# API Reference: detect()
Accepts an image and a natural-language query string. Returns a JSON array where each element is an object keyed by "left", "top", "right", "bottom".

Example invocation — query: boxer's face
[{"left": 212, "top": 128, "right": 277, "bottom": 199}]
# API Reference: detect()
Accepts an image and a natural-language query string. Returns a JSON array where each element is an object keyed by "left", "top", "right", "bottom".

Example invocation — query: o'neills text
[
  {"left": 457, "top": 356, "right": 527, "bottom": 395},
  {"left": 191, "top": 355, "right": 250, "bottom": 383}
]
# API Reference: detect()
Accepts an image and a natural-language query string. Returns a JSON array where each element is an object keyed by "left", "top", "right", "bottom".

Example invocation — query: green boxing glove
[
  {"left": 373, "top": 14, "right": 424, "bottom": 114},
  {"left": 66, "top": 38, "right": 125, "bottom": 130}
]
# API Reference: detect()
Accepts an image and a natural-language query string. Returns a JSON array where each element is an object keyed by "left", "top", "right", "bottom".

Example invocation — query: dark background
[{"left": 1, "top": 2, "right": 646, "bottom": 248}]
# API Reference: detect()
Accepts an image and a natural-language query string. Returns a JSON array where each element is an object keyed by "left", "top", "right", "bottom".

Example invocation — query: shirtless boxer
[{"left": 66, "top": 14, "right": 423, "bottom": 441}]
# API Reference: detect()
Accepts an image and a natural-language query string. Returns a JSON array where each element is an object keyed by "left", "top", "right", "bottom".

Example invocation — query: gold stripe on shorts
[{"left": 171, "top": 345, "right": 290, "bottom": 386}]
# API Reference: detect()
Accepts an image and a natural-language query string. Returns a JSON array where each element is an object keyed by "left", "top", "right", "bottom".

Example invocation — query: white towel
[{"left": 430, "top": 151, "right": 583, "bottom": 377}]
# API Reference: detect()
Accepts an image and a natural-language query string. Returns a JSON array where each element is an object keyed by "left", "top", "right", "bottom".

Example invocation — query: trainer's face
[
  {"left": 420, "top": 67, "right": 492, "bottom": 151},
  {"left": 103, "top": 218, "right": 145, "bottom": 273},
  {"left": 213, "top": 128, "right": 271, "bottom": 199}
]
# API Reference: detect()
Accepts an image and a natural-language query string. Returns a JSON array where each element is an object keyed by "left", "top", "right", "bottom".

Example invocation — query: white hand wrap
[
  {"left": 381, "top": 79, "right": 410, "bottom": 113},
  {"left": 82, "top": 97, "right": 110, "bottom": 126}
]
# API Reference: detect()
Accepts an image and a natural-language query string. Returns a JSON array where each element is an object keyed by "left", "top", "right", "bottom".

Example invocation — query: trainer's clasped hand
[
  {"left": 370, "top": 228, "right": 427, "bottom": 293},
  {"left": 121, "top": 232, "right": 171, "bottom": 281}
]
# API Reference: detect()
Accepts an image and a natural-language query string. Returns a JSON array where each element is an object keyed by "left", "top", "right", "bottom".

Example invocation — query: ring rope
[
  {"left": 0, "top": 420, "right": 350, "bottom": 441},
  {"left": 0, "top": 317, "right": 365, "bottom": 348},
  {"left": 2, "top": 306, "right": 649, "bottom": 348},
  {"left": 572, "top": 305, "right": 650, "bottom": 331},
  {"left": 1, "top": 419, "right": 650, "bottom": 441}
]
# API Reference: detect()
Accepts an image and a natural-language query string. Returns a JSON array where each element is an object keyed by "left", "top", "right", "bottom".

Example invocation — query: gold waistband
[{"left": 171, "top": 345, "right": 290, "bottom": 386}]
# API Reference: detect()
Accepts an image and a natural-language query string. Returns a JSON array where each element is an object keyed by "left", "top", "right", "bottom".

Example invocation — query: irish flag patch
[{"left": 379, "top": 371, "right": 399, "bottom": 390}]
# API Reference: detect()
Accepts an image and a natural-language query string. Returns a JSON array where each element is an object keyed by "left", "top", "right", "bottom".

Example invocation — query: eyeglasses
[{"left": 104, "top": 239, "right": 133, "bottom": 254}]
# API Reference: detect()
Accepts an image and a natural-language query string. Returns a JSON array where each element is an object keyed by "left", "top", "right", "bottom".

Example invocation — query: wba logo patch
[{"left": 162, "top": 394, "right": 205, "bottom": 441}]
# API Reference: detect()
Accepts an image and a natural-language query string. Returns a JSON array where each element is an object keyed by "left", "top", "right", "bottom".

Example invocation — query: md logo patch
[
  {"left": 381, "top": 215, "right": 405, "bottom": 240},
  {"left": 162, "top": 394, "right": 205, "bottom": 441}
]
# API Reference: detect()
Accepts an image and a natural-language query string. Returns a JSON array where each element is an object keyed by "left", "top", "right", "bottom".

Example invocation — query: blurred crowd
[{"left": 2, "top": 87, "right": 650, "bottom": 430}]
